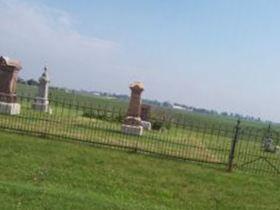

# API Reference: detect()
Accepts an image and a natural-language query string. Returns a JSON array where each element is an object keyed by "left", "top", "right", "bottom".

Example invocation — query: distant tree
[
  {"left": 234, "top": 113, "right": 242, "bottom": 119},
  {"left": 143, "top": 99, "right": 161, "bottom": 106},
  {"left": 221, "top": 112, "right": 228, "bottom": 116},
  {"left": 115, "top": 94, "right": 129, "bottom": 100},
  {"left": 27, "top": 79, "right": 39, "bottom": 86},
  {"left": 210, "top": 110, "right": 218, "bottom": 115},
  {"left": 162, "top": 101, "right": 172, "bottom": 108},
  {"left": 194, "top": 108, "right": 209, "bottom": 115},
  {"left": 17, "top": 77, "right": 26, "bottom": 84}
]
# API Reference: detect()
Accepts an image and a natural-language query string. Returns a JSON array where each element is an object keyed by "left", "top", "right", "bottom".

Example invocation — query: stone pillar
[
  {"left": 121, "top": 82, "right": 144, "bottom": 135},
  {"left": 140, "top": 104, "right": 152, "bottom": 130},
  {"left": 32, "top": 66, "right": 51, "bottom": 113},
  {"left": 0, "top": 56, "right": 21, "bottom": 115}
]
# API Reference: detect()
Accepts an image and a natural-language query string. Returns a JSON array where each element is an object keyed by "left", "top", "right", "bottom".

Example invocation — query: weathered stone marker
[
  {"left": 32, "top": 66, "right": 51, "bottom": 113},
  {"left": 140, "top": 104, "right": 152, "bottom": 130},
  {"left": 141, "top": 104, "right": 151, "bottom": 121},
  {"left": 0, "top": 56, "right": 22, "bottom": 115},
  {"left": 121, "top": 82, "right": 144, "bottom": 135},
  {"left": 262, "top": 137, "right": 276, "bottom": 153}
]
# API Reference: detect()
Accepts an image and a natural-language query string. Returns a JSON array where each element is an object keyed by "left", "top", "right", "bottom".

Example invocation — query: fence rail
[{"left": 0, "top": 95, "right": 280, "bottom": 176}]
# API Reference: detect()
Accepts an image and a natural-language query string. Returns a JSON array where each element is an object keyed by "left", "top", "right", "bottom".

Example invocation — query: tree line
[{"left": 17, "top": 77, "right": 263, "bottom": 123}]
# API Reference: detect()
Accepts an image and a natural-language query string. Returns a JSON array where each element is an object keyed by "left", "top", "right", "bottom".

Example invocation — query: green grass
[
  {"left": 1, "top": 100, "right": 280, "bottom": 174},
  {"left": 0, "top": 108, "right": 232, "bottom": 166},
  {"left": 0, "top": 131, "right": 280, "bottom": 210},
  {"left": 12, "top": 83, "right": 280, "bottom": 175}
]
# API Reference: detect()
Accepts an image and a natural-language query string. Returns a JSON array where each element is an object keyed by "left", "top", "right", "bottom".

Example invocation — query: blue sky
[{"left": 1, "top": 0, "right": 280, "bottom": 121}]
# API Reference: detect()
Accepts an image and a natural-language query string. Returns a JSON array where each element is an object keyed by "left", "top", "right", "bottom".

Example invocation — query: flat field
[{"left": 17, "top": 83, "right": 273, "bottom": 129}]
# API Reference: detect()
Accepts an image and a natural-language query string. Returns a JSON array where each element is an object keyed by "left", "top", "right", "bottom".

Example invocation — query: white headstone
[{"left": 32, "top": 66, "right": 52, "bottom": 113}]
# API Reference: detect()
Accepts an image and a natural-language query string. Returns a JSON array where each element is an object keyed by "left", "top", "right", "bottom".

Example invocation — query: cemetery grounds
[
  {"left": 0, "top": 84, "right": 279, "bottom": 176},
  {"left": 1, "top": 84, "right": 280, "bottom": 209}
]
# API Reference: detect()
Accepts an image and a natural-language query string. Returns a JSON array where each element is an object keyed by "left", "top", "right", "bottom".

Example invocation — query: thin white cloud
[
  {"left": 0, "top": 0, "right": 119, "bottom": 89},
  {"left": 1, "top": 0, "right": 280, "bottom": 122}
]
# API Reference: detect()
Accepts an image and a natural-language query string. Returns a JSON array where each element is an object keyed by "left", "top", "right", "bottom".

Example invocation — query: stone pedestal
[
  {"left": 32, "top": 97, "right": 51, "bottom": 113},
  {"left": 32, "top": 66, "right": 51, "bottom": 113},
  {"left": 140, "top": 104, "right": 152, "bottom": 130},
  {"left": 0, "top": 102, "right": 20, "bottom": 115},
  {"left": 121, "top": 124, "right": 143, "bottom": 136},
  {"left": 122, "top": 82, "right": 144, "bottom": 136}
]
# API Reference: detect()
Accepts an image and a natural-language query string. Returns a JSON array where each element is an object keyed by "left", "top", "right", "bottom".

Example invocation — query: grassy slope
[{"left": 0, "top": 131, "right": 280, "bottom": 210}]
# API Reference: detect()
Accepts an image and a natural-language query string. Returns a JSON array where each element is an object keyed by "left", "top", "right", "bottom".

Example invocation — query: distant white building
[
  {"left": 172, "top": 104, "right": 194, "bottom": 112},
  {"left": 92, "top": 92, "right": 101, "bottom": 96},
  {"left": 172, "top": 105, "right": 186, "bottom": 110}
]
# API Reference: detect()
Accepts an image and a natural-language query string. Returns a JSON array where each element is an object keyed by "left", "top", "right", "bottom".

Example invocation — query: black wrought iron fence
[{"left": 0, "top": 95, "right": 279, "bottom": 175}]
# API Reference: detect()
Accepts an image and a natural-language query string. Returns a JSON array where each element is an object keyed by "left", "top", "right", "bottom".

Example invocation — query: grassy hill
[{"left": 1, "top": 131, "right": 280, "bottom": 210}]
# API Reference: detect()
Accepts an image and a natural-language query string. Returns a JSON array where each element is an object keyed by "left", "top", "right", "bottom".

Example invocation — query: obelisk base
[
  {"left": 121, "top": 124, "right": 143, "bottom": 136},
  {"left": 0, "top": 102, "right": 20, "bottom": 115},
  {"left": 32, "top": 97, "right": 52, "bottom": 113}
]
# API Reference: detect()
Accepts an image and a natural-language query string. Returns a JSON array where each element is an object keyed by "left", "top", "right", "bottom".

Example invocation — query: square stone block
[
  {"left": 0, "top": 102, "right": 20, "bottom": 115},
  {"left": 121, "top": 124, "right": 143, "bottom": 136}
]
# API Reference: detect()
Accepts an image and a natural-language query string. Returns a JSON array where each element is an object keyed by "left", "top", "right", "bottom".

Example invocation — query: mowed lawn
[{"left": 0, "top": 131, "right": 280, "bottom": 210}]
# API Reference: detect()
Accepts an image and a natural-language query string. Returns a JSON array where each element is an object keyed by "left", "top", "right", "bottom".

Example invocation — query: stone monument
[
  {"left": 141, "top": 104, "right": 151, "bottom": 121},
  {"left": 0, "top": 56, "right": 22, "bottom": 115},
  {"left": 140, "top": 104, "right": 152, "bottom": 130},
  {"left": 32, "top": 66, "right": 51, "bottom": 113},
  {"left": 121, "top": 82, "right": 144, "bottom": 135}
]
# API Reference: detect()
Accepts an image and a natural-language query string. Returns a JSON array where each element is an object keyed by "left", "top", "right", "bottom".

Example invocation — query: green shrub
[
  {"left": 83, "top": 110, "right": 124, "bottom": 123},
  {"left": 152, "top": 121, "right": 164, "bottom": 130},
  {"left": 151, "top": 120, "right": 172, "bottom": 131}
]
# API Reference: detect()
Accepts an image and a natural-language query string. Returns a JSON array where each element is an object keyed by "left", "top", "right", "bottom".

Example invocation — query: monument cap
[
  {"left": 129, "top": 81, "right": 144, "bottom": 90},
  {"left": 0, "top": 56, "right": 22, "bottom": 70},
  {"left": 40, "top": 65, "right": 50, "bottom": 82}
]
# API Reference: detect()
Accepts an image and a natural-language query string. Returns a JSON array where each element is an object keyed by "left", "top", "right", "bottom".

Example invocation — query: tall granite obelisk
[{"left": 121, "top": 82, "right": 144, "bottom": 136}]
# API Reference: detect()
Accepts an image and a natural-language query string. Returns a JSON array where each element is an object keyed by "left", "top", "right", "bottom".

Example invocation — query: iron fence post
[
  {"left": 227, "top": 119, "right": 241, "bottom": 172},
  {"left": 267, "top": 123, "right": 272, "bottom": 138}
]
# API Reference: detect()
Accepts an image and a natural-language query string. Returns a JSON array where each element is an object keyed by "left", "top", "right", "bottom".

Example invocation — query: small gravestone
[
  {"left": 0, "top": 56, "right": 22, "bottom": 115},
  {"left": 141, "top": 121, "right": 152, "bottom": 130},
  {"left": 140, "top": 104, "right": 152, "bottom": 130},
  {"left": 32, "top": 66, "right": 52, "bottom": 113},
  {"left": 262, "top": 137, "right": 276, "bottom": 153},
  {"left": 141, "top": 104, "right": 151, "bottom": 121},
  {"left": 121, "top": 82, "right": 144, "bottom": 135}
]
